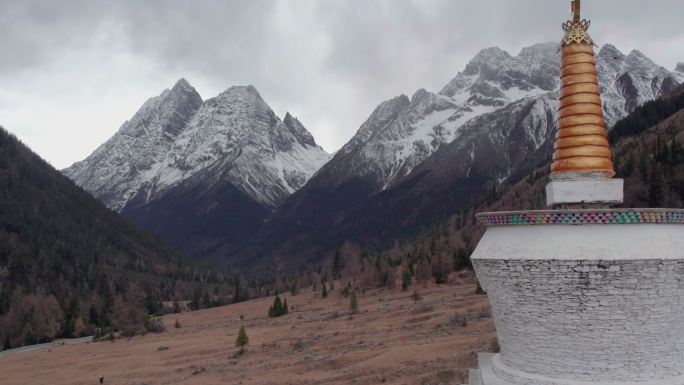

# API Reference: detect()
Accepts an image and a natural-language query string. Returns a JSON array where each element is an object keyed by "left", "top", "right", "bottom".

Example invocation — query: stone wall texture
[{"left": 473, "top": 258, "right": 684, "bottom": 382}]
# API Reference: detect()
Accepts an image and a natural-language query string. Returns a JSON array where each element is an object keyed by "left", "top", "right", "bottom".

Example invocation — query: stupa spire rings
[{"left": 551, "top": 0, "right": 614, "bottom": 179}]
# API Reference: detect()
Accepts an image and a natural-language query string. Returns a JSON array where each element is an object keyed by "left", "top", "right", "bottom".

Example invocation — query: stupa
[{"left": 465, "top": 1, "right": 684, "bottom": 384}]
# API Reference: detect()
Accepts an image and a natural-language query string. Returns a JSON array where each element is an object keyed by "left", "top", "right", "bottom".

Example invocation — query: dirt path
[{"left": 0, "top": 336, "right": 93, "bottom": 359}]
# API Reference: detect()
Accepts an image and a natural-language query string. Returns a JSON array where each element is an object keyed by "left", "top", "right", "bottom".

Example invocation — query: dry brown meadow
[{"left": 0, "top": 274, "right": 495, "bottom": 385}]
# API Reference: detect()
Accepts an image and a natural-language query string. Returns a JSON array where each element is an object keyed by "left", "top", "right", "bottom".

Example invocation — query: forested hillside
[{"left": 0, "top": 127, "right": 231, "bottom": 350}]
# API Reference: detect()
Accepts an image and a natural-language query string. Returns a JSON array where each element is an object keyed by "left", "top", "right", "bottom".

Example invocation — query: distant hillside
[{"left": 0, "top": 127, "right": 228, "bottom": 350}]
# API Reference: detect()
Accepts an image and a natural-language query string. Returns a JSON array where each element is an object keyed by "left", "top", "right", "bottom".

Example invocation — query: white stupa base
[
  {"left": 466, "top": 353, "right": 684, "bottom": 385},
  {"left": 464, "top": 209, "right": 684, "bottom": 385},
  {"left": 546, "top": 178, "right": 623, "bottom": 207}
]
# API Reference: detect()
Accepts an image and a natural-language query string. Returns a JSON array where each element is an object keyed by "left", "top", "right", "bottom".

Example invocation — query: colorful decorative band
[{"left": 476, "top": 209, "right": 684, "bottom": 226}]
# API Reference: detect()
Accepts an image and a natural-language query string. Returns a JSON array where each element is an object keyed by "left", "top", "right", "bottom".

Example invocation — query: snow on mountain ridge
[
  {"left": 64, "top": 81, "right": 330, "bottom": 211},
  {"left": 63, "top": 79, "right": 203, "bottom": 211},
  {"left": 325, "top": 43, "right": 562, "bottom": 189},
  {"left": 320, "top": 42, "right": 680, "bottom": 192}
]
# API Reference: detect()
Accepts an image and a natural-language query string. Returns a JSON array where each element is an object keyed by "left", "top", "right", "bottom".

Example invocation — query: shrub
[{"left": 144, "top": 317, "right": 166, "bottom": 333}]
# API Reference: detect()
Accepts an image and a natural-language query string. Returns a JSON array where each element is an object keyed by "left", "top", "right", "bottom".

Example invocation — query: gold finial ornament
[
  {"left": 559, "top": 0, "right": 595, "bottom": 50},
  {"left": 552, "top": 0, "right": 615, "bottom": 178}
]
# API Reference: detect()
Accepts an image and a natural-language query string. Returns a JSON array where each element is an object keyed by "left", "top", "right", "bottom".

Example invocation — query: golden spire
[{"left": 552, "top": 0, "right": 615, "bottom": 178}]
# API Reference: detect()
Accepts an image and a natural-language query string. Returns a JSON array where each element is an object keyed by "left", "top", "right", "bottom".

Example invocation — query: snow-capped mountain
[
  {"left": 245, "top": 43, "right": 681, "bottom": 270},
  {"left": 64, "top": 80, "right": 330, "bottom": 261},
  {"left": 64, "top": 79, "right": 203, "bottom": 211},
  {"left": 64, "top": 80, "right": 330, "bottom": 212},
  {"left": 62, "top": 44, "right": 681, "bottom": 269},
  {"left": 310, "top": 43, "right": 679, "bottom": 193},
  {"left": 323, "top": 43, "right": 561, "bottom": 190},
  {"left": 597, "top": 45, "right": 680, "bottom": 122}
]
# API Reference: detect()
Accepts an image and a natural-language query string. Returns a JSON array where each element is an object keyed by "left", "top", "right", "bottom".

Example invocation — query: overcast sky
[{"left": 1, "top": 0, "right": 683, "bottom": 169}]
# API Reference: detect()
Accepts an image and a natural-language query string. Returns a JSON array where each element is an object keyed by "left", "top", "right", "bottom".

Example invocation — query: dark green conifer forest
[{"left": 0, "top": 127, "right": 229, "bottom": 349}]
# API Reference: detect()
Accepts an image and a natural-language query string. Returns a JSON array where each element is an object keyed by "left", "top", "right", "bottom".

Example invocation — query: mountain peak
[
  {"left": 675, "top": 63, "right": 684, "bottom": 73},
  {"left": 517, "top": 42, "right": 557, "bottom": 59},
  {"left": 628, "top": 49, "right": 647, "bottom": 58},
  {"left": 598, "top": 44, "right": 626, "bottom": 60},
  {"left": 411, "top": 88, "right": 430, "bottom": 103},
  {"left": 339, "top": 94, "right": 410, "bottom": 153},
  {"left": 626, "top": 49, "right": 657, "bottom": 68},
  {"left": 283, "top": 112, "right": 317, "bottom": 148},
  {"left": 221, "top": 84, "right": 259, "bottom": 96},
  {"left": 463, "top": 47, "right": 511, "bottom": 76},
  {"left": 473, "top": 46, "right": 509, "bottom": 59},
  {"left": 210, "top": 85, "right": 268, "bottom": 112},
  {"left": 375, "top": 94, "right": 411, "bottom": 117},
  {"left": 168, "top": 78, "right": 201, "bottom": 104},
  {"left": 173, "top": 77, "right": 192, "bottom": 90}
]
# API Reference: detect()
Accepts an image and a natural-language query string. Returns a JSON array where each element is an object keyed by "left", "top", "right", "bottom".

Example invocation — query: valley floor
[{"left": 0, "top": 273, "right": 495, "bottom": 385}]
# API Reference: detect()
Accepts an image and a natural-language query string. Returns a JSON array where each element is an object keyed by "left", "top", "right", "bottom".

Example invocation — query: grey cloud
[{"left": 0, "top": 0, "right": 682, "bottom": 168}]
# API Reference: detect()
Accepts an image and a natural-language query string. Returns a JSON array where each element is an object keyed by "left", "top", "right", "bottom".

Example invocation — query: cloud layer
[{"left": 1, "top": 0, "right": 682, "bottom": 168}]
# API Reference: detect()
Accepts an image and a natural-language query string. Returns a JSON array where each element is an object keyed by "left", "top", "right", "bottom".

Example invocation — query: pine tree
[
  {"left": 89, "top": 304, "right": 100, "bottom": 326},
  {"left": 233, "top": 277, "right": 242, "bottom": 303},
  {"left": 453, "top": 248, "right": 471, "bottom": 270},
  {"left": 415, "top": 257, "right": 433, "bottom": 285},
  {"left": 268, "top": 294, "right": 286, "bottom": 317},
  {"left": 321, "top": 282, "right": 328, "bottom": 298},
  {"left": 349, "top": 289, "right": 359, "bottom": 314},
  {"left": 235, "top": 325, "right": 249, "bottom": 354},
  {"left": 283, "top": 298, "right": 289, "bottom": 314},
  {"left": 190, "top": 287, "right": 201, "bottom": 310},
  {"left": 202, "top": 290, "right": 211, "bottom": 308},
  {"left": 401, "top": 270, "right": 411, "bottom": 291},
  {"left": 648, "top": 164, "right": 668, "bottom": 207},
  {"left": 332, "top": 250, "right": 343, "bottom": 279},
  {"left": 639, "top": 151, "right": 650, "bottom": 183}
]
